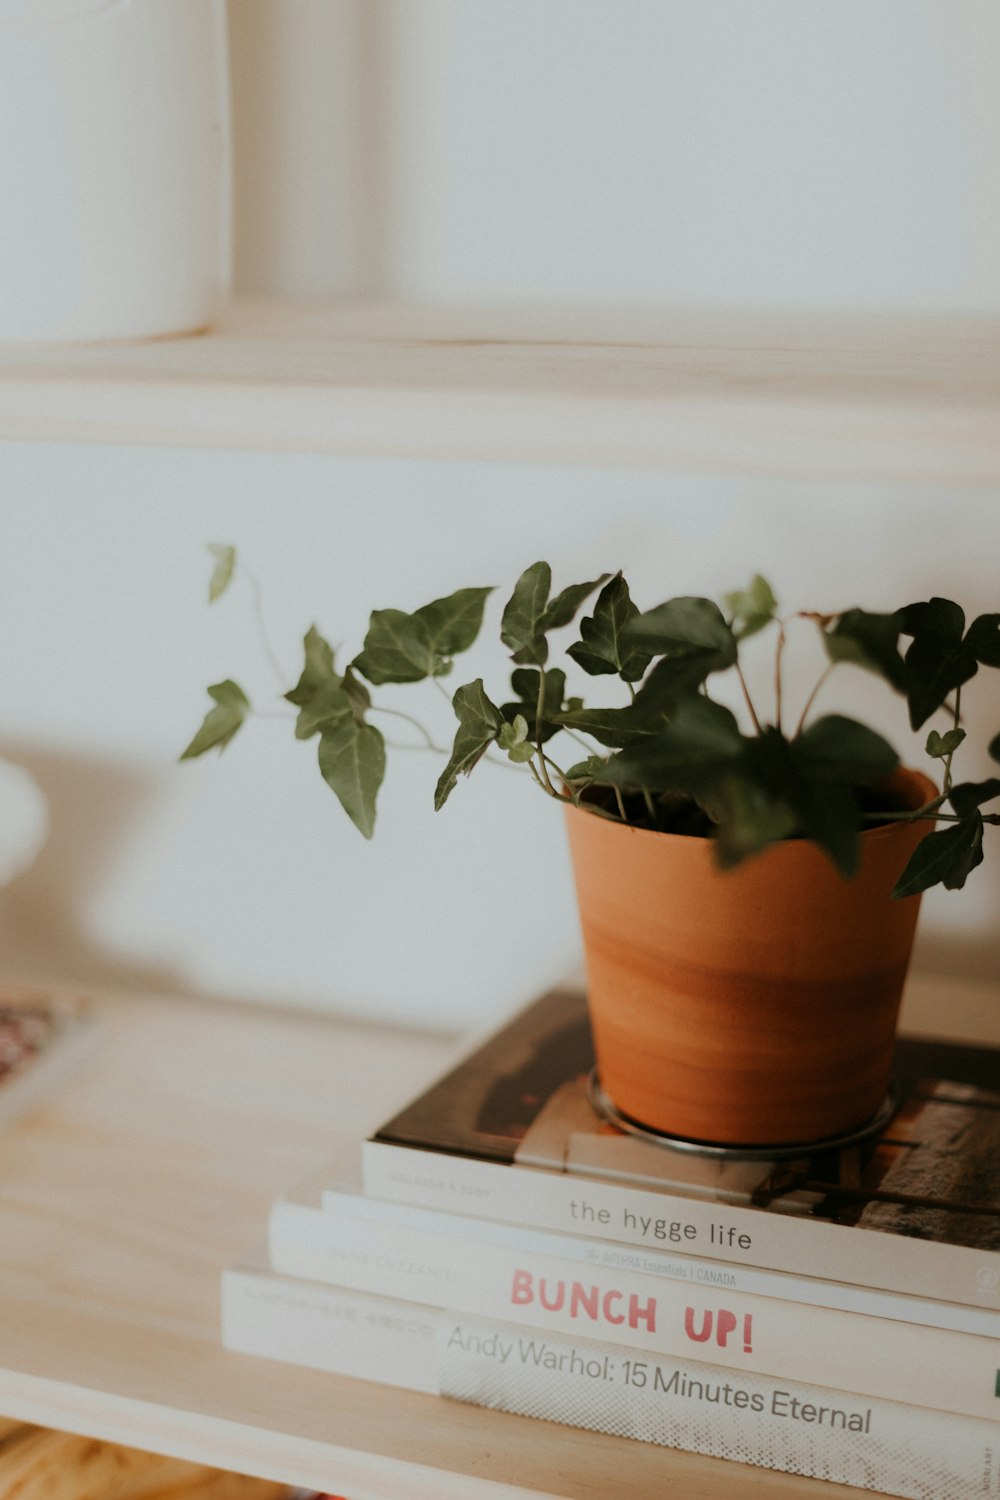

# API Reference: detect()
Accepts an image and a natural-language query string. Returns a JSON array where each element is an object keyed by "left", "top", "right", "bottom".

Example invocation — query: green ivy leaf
[
  {"left": 354, "top": 608, "right": 434, "bottom": 684},
  {"left": 500, "top": 667, "right": 566, "bottom": 743},
  {"left": 723, "top": 574, "right": 778, "bottom": 642},
  {"left": 823, "top": 609, "right": 908, "bottom": 692},
  {"left": 540, "top": 575, "right": 608, "bottom": 632},
  {"left": 554, "top": 706, "right": 651, "bottom": 749},
  {"left": 498, "top": 714, "right": 529, "bottom": 751},
  {"left": 341, "top": 665, "right": 372, "bottom": 723},
  {"left": 563, "top": 755, "right": 608, "bottom": 781},
  {"left": 285, "top": 626, "right": 336, "bottom": 705},
  {"left": 948, "top": 778, "right": 1000, "bottom": 819},
  {"left": 964, "top": 613, "right": 1000, "bottom": 667},
  {"left": 317, "top": 719, "right": 386, "bottom": 839},
  {"left": 414, "top": 586, "right": 494, "bottom": 658},
  {"left": 567, "top": 573, "right": 652, "bottom": 680},
  {"left": 735, "top": 727, "right": 862, "bottom": 875},
  {"left": 630, "top": 649, "right": 725, "bottom": 708},
  {"left": 284, "top": 627, "right": 351, "bottom": 739},
  {"left": 507, "top": 742, "right": 535, "bottom": 764},
  {"left": 207, "top": 544, "right": 236, "bottom": 604},
  {"left": 180, "top": 680, "right": 250, "bottom": 759},
  {"left": 434, "top": 680, "right": 504, "bottom": 810},
  {"left": 782, "top": 719, "right": 896, "bottom": 875},
  {"left": 556, "top": 680, "right": 677, "bottom": 749},
  {"left": 497, "top": 714, "right": 535, "bottom": 764},
  {"left": 786, "top": 779, "right": 862, "bottom": 878},
  {"left": 925, "top": 727, "right": 966, "bottom": 759},
  {"left": 500, "top": 563, "right": 606, "bottom": 666},
  {"left": 892, "top": 813, "right": 984, "bottom": 898},
  {"left": 904, "top": 596, "right": 966, "bottom": 638},
  {"left": 354, "top": 587, "right": 493, "bottom": 685},
  {"left": 624, "top": 596, "right": 737, "bottom": 687},
  {"left": 293, "top": 680, "right": 353, "bottom": 741},
  {"left": 500, "top": 562, "right": 553, "bottom": 665},
  {"left": 599, "top": 696, "right": 744, "bottom": 794},
  {"left": 792, "top": 715, "right": 899, "bottom": 785},
  {"left": 900, "top": 598, "right": 978, "bottom": 729},
  {"left": 707, "top": 775, "right": 799, "bottom": 869}
]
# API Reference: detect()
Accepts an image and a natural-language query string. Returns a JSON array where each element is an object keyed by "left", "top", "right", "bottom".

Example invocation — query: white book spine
[
  {"left": 318, "top": 1184, "right": 1000, "bottom": 1339},
  {"left": 267, "top": 1200, "right": 1000, "bottom": 1421},
  {"left": 222, "top": 1265, "right": 1000, "bottom": 1500},
  {"left": 362, "top": 1138, "right": 1000, "bottom": 1313}
]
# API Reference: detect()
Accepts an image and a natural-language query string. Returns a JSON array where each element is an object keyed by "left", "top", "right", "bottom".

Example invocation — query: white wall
[
  {"left": 229, "top": 0, "right": 1000, "bottom": 311},
  {"left": 1, "top": 451, "right": 997, "bottom": 1026},
  {"left": 1, "top": 3, "right": 998, "bottom": 1027}
]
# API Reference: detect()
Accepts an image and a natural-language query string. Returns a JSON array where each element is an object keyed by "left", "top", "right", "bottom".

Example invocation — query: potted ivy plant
[{"left": 184, "top": 550, "right": 1000, "bottom": 1150}]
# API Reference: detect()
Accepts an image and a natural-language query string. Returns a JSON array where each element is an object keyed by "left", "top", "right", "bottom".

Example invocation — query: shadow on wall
[
  {"left": 0, "top": 742, "right": 995, "bottom": 1009},
  {"left": 914, "top": 928, "right": 1000, "bottom": 990},
  {"left": 0, "top": 742, "right": 185, "bottom": 996}
]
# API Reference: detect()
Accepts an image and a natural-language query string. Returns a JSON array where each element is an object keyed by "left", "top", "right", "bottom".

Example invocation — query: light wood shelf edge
[
  {"left": 0, "top": 981, "right": 995, "bottom": 1500},
  {"left": 1, "top": 300, "right": 998, "bottom": 481}
]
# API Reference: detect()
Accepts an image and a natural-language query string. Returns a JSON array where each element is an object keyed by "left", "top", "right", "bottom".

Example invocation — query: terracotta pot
[{"left": 564, "top": 768, "right": 936, "bottom": 1148}]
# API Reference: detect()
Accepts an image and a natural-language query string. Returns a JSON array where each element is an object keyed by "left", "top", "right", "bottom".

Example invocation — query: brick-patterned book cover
[{"left": 364, "top": 990, "right": 1000, "bottom": 1308}]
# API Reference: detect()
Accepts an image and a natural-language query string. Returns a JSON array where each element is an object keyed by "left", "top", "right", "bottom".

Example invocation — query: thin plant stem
[
  {"left": 381, "top": 739, "right": 441, "bottom": 754},
  {"left": 641, "top": 787, "right": 659, "bottom": 829},
  {"left": 862, "top": 811, "right": 999, "bottom": 826},
  {"left": 860, "top": 792, "right": 952, "bottom": 824},
  {"left": 369, "top": 704, "right": 442, "bottom": 751},
  {"left": 774, "top": 622, "right": 786, "bottom": 735},
  {"left": 243, "top": 566, "right": 290, "bottom": 693},
  {"left": 528, "top": 757, "right": 572, "bottom": 800},
  {"left": 527, "top": 760, "right": 549, "bottom": 794},
  {"left": 482, "top": 752, "right": 522, "bottom": 775},
  {"left": 794, "top": 663, "right": 835, "bottom": 738},
  {"left": 540, "top": 749, "right": 575, "bottom": 792},
  {"left": 612, "top": 784, "right": 628, "bottom": 822},
  {"left": 535, "top": 668, "right": 558, "bottom": 795},
  {"left": 735, "top": 663, "right": 763, "bottom": 735},
  {"left": 559, "top": 724, "right": 603, "bottom": 756},
  {"left": 942, "top": 684, "right": 962, "bottom": 796}
]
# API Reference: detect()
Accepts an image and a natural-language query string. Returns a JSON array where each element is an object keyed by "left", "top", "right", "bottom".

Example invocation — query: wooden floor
[{"left": 0, "top": 976, "right": 995, "bottom": 1500}]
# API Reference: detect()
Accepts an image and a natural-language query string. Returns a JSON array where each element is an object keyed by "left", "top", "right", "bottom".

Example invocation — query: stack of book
[{"left": 223, "top": 989, "right": 1000, "bottom": 1500}]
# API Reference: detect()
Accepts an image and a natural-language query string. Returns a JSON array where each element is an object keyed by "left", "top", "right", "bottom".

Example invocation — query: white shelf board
[
  {"left": 1, "top": 300, "right": 999, "bottom": 482},
  {"left": 0, "top": 976, "right": 995, "bottom": 1500}
]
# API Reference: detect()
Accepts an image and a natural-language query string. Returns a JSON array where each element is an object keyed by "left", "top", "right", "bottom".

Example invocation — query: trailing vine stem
[
  {"left": 794, "top": 662, "right": 834, "bottom": 739},
  {"left": 368, "top": 703, "right": 443, "bottom": 752},
  {"left": 942, "top": 684, "right": 962, "bottom": 797},
  {"left": 862, "top": 811, "right": 1000, "bottom": 826},
  {"left": 534, "top": 666, "right": 558, "bottom": 796},
  {"left": 243, "top": 565, "right": 290, "bottom": 695},
  {"left": 187, "top": 551, "right": 999, "bottom": 891},
  {"left": 774, "top": 621, "right": 786, "bottom": 735},
  {"left": 861, "top": 792, "right": 950, "bottom": 822},
  {"left": 734, "top": 661, "right": 763, "bottom": 736}
]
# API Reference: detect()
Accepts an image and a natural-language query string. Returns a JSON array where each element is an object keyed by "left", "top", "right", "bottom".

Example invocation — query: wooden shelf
[
  {"left": 1, "top": 300, "right": 999, "bottom": 482},
  {"left": 0, "top": 975, "right": 995, "bottom": 1500}
]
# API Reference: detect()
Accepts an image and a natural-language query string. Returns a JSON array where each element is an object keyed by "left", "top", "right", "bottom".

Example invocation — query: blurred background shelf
[{"left": 1, "top": 300, "right": 999, "bottom": 482}]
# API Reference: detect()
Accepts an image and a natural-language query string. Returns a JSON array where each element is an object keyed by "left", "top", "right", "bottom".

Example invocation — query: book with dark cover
[{"left": 370, "top": 989, "right": 1000, "bottom": 1258}]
